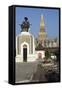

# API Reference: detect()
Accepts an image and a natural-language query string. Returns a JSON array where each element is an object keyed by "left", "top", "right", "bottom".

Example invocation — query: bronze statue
[{"left": 19, "top": 17, "right": 30, "bottom": 32}]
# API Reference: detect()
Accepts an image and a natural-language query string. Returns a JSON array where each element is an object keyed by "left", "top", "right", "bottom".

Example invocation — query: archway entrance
[{"left": 23, "top": 45, "right": 27, "bottom": 62}]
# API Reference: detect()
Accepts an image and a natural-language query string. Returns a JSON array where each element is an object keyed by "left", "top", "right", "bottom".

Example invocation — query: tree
[
  {"left": 54, "top": 49, "right": 59, "bottom": 62},
  {"left": 45, "top": 50, "right": 51, "bottom": 60}
]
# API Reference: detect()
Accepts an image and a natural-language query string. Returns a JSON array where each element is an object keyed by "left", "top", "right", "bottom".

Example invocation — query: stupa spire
[
  {"left": 40, "top": 15, "right": 45, "bottom": 32},
  {"left": 38, "top": 14, "right": 47, "bottom": 45}
]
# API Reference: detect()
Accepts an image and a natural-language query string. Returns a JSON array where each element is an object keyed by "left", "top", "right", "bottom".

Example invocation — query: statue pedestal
[{"left": 16, "top": 31, "right": 36, "bottom": 62}]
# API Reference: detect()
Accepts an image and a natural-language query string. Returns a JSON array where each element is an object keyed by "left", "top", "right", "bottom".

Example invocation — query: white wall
[
  {"left": 35, "top": 51, "right": 45, "bottom": 59},
  {"left": 0, "top": 0, "right": 62, "bottom": 90}
]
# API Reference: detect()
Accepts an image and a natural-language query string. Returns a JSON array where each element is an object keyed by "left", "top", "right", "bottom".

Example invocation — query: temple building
[{"left": 37, "top": 15, "right": 58, "bottom": 48}]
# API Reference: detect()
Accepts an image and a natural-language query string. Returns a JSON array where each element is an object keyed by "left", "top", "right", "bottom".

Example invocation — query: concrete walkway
[{"left": 15, "top": 61, "right": 38, "bottom": 83}]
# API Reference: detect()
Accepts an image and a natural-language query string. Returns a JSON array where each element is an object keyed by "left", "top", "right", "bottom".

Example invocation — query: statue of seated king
[{"left": 20, "top": 17, "right": 30, "bottom": 32}]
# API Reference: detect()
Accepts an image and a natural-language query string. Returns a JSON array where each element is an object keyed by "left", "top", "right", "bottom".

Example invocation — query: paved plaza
[
  {"left": 15, "top": 60, "right": 59, "bottom": 83},
  {"left": 15, "top": 61, "right": 38, "bottom": 83}
]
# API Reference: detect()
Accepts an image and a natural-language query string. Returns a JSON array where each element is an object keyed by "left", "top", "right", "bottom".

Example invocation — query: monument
[{"left": 16, "top": 17, "right": 36, "bottom": 62}]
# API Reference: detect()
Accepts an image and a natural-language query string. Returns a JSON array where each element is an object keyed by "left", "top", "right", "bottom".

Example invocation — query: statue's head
[{"left": 24, "top": 17, "right": 28, "bottom": 21}]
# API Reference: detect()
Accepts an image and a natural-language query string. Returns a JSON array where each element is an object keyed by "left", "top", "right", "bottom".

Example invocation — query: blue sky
[{"left": 16, "top": 7, "right": 59, "bottom": 38}]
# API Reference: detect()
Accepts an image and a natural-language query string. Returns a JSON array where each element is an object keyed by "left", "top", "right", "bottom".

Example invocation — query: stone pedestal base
[{"left": 16, "top": 54, "right": 36, "bottom": 62}]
